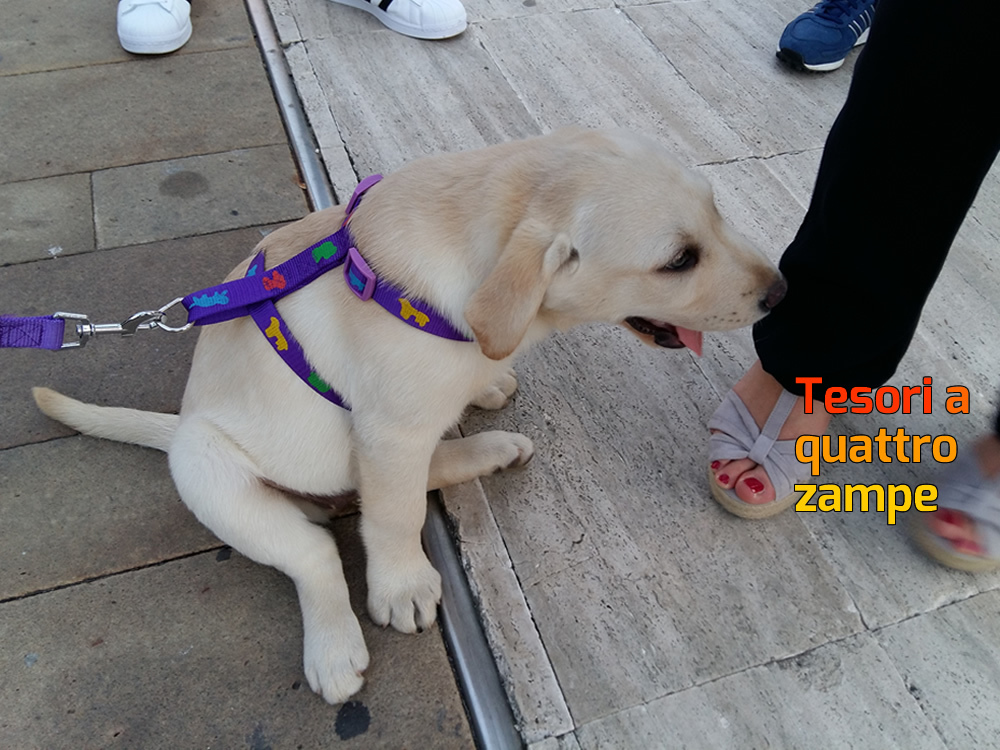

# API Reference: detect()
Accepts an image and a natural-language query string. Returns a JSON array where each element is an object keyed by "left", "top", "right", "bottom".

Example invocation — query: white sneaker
[
  {"left": 117, "top": 0, "right": 193, "bottom": 55},
  {"left": 329, "top": 0, "right": 466, "bottom": 39}
]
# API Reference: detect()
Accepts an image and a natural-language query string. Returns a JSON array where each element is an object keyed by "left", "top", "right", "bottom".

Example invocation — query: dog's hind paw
[
  {"left": 302, "top": 612, "right": 370, "bottom": 704},
  {"left": 470, "top": 368, "right": 519, "bottom": 410},
  {"left": 367, "top": 553, "right": 442, "bottom": 634}
]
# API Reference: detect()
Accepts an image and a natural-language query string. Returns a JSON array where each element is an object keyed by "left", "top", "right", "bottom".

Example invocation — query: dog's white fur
[{"left": 34, "top": 128, "right": 782, "bottom": 704}]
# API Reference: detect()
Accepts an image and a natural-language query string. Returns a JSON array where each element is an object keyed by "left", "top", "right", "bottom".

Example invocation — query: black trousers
[{"left": 754, "top": 0, "right": 1000, "bottom": 434}]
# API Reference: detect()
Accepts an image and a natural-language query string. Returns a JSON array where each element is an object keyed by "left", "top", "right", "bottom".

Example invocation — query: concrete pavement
[{"left": 1, "top": 0, "right": 474, "bottom": 747}]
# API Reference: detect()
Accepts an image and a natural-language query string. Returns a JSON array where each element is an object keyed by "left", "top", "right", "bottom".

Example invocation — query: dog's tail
[{"left": 32, "top": 387, "right": 178, "bottom": 452}]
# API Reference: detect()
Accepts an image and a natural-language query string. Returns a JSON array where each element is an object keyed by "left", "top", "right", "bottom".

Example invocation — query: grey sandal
[
  {"left": 911, "top": 446, "right": 1000, "bottom": 573},
  {"left": 708, "top": 389, "right": 806, "bottom": 519}
]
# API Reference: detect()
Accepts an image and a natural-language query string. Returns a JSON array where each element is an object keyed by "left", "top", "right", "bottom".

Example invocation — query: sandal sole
[
  {"left": 707, "top": 466, "right": 802, "bottom": 520},
  {"left": 910, "top": 516, "right": 1000, "bottom": 573}
]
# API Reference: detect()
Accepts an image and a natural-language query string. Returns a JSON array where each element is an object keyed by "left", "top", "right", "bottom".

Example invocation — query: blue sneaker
[{"left": 777, "top": 0, "right": 878, "bottom": 72}]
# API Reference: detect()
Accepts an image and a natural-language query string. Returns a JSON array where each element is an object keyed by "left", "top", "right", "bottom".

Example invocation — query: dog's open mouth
[{"left": 625, "top": 317, "right": 703, "bottom": 356}]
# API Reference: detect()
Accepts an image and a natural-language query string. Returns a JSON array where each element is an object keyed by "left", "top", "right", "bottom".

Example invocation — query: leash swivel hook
[{"left": 54, "top": 297, "right": 193, "bottom": 348}]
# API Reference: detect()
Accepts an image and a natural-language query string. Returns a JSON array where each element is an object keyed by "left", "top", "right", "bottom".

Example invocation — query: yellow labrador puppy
[{"left": 34, "top": 128, "right": 784, "bottom": 704}]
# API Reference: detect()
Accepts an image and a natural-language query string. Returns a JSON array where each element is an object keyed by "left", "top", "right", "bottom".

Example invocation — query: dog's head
[{"left": 465, "top": 129, "right": 785, "bottom": 360}]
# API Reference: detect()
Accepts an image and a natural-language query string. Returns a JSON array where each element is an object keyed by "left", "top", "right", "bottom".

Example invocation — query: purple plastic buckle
[
  {"left": 345, "top": 174, "right": 383, "bottom": 215},
  {"left": 344, "top": 247, "right": 376, "bottom": 301}
]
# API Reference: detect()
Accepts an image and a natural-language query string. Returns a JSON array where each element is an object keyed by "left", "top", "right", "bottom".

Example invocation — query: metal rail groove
[{"left": 242, "top": 2, "right": 523, "bottom": 746}]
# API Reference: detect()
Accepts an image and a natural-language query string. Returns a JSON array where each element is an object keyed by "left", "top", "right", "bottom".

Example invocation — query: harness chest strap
[
  {"left": 207, "top": 175, "right": 472, "bottom": 408},
  {"left": 181, "top": 174, "right": 385, "bottom": 327},
  {"left": 243, "top": 250, "right": 350, "bottom": 408}
]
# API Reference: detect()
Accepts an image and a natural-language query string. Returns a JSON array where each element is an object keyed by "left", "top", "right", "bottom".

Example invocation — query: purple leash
[{"left": 0, "top": 316, "right": 67, "bottom": 350}]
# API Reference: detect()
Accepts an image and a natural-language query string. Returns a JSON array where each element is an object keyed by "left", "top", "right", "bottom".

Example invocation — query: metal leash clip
[{"left": 54, "top": 297, "right": 193, "bottom": 349}]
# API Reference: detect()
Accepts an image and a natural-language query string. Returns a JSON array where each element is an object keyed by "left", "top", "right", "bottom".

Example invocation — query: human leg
[{"left": 710, "top": 0, "right": 1000, "bottom": 510}]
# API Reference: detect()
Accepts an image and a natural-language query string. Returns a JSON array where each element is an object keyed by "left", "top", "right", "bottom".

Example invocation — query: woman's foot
[
  {"left": 915, "top": 434, "right": 1000, "bottom": 570},
  {"left": 709, "top": 361, "right": 831, "bottom": 509}
]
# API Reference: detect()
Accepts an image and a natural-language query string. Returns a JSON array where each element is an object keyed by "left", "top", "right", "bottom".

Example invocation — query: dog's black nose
[{"left": 760, "top": 277, "right": 788, "bottom": 311}]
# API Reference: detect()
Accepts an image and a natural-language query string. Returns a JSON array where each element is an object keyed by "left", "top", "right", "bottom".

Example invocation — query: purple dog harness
[{"left": 1, "top": 175, "right": 472, "bottom": 410}]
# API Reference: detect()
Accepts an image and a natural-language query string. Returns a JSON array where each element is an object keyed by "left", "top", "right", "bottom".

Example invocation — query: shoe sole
[
  {"left": 776, "top": 26, "right": 869, "bottom": 72},
  {"left": 910, "top": 515, "right": 1000, "bottom": 573},
  {"left": 707, "top": 467, "right": 803, "bottom": 520},
  {"left": 119, "top": 19, "right": 193, "bottom": 54},
  {"left": 328, "top": 0, "right": 466, "bottom": 39}
]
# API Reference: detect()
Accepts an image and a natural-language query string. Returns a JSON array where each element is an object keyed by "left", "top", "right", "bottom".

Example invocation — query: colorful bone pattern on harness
[
  {"left": 398, "top": 298, "right": 429, "bottom": 327},
  {"left": 245, "top": 251, "right": 351, "bottom": 409},
  {"left": 313, "top": 241, "right": 339, "bottom": 263},
  {"left": 308, "top": 372, "right": 333, "bottom": 392},
  {"left": 262, "top": 271, "right": 286, "bottom": 291},
  {"left": 180, "top": 225, "right": 354, "bottom": 327},
  {"left": 264, "top": 317, "right": 289, "bottom": 351},
  {"left": 189, "top": 290, "right": 230, "bottom": 308}
]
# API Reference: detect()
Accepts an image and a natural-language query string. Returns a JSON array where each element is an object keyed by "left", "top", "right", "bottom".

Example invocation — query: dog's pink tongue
[{"left": 677, "top": 327, "right": 703, "bottom": 357}]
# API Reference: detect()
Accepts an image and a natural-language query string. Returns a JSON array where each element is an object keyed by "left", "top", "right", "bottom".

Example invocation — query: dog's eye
[{"left": 659, "top": 246, "right": 698, "bottom": 272}]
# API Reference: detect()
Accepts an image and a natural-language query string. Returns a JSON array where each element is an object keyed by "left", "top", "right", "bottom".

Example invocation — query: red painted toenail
[
  {"left": 937, "top": 509, "right": 962, "bottom": 526},
  {"left": 717, "top": 474, "right": 730, "bottom": 485},
  {"left": 744, "top": 478, "right": 765, "bottom": 493},
  {"left": 711, "top": 461, "right": 721, "bottom": 470}
]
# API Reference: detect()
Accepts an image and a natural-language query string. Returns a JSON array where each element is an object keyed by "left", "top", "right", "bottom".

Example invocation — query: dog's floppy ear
[{"left": 465, "top": 220, "right": 574, "bottom": 360}]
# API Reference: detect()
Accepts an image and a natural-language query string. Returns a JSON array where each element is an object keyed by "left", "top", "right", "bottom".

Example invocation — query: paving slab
[
  {"left": 92, "top": 146, "right": 307, "bottom": 248},
  {"left": 572, "top": 633, "right": 947, "bottom": 750},
  {"left": 0, "top": 173, "right": 94, "bottom": 265},
  {"left": 475, "top": 10, "right": 749, "bottom": 164},
  {"left": 764, "top": 158, "right": 1000, "bottom": 632},
  {"left": 627, "top": 0, "right": 857, "bottom": 157},
  {"left": 0, "top": 516, "right": 474, "bottom": 749},
  {"left": 442, "top": 476, "right": 574, "bottom": 744},
  {"left": 0, "top": 437, "right": 218, "bottom": 600},
  {"left": 0, "top": 0, "right": 254, "bottom": 76},
  {"left": 696, "top": 156, "right": 809, "bottom": 260},
  {"left": 0, "top": 47, "right": 287, "bottom": 184},
  {"left": 792, "top": 381, "right": 1000, "bottom": 635},
  {"left": 269, "top": 0, "right": 613, "bottom": 43},
  {"left": 529, "top": 733, "right": 582, "bottom": 750},
  {"left": 460, "top": 324, "right": 861, "bottom": 725},
  {"left": 297, "top": 29, "right": 541, "bottom": 176},
  {"left": 0, "top": 226, "right": 285, "bottom": 450},
  {"left": 277, "top": 41, "right": 358, "bottom": 202},
  {"left": 878, "top": 590, "right": 1000, "bottom": 749}
]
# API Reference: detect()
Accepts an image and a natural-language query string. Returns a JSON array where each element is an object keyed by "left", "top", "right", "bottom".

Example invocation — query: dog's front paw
[
  {"left": 495, "top": 431, "right": 533, "bottom": 470},
  {"left": 302, "top": 610, "right": 370, "bottom": 704},
  {"left": 471, "top": 368, "right": 519, "bottom": 410},
  {"left": 367, "top": 553, "right": 442, "bottom": 633},
  {"left": 475, "top": 430, "right": 534, "bottom": 473}
]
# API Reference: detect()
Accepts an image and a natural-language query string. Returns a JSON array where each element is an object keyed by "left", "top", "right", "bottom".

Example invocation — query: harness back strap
[{"left": 233, "top": 175, "right": 473, "bottom": 408}]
